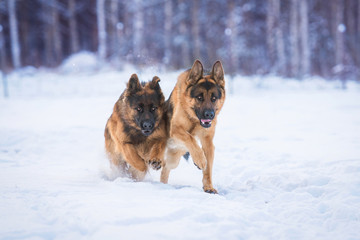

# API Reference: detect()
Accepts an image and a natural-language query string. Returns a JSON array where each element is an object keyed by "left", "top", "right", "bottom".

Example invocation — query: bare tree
[
  {"left": 358, "top": 0, "right": 360, "bottom": 36},
  {"left": 290, "top": 0, "right": 300, "bottom": 78},
  {"left": 41, "top": 0, "right": 62, "bottom": 66},
  {"left": 133, "top": 0, "right": 146, "bottom": 64},
  {"left": 191, "top": 0, "right": 201, "bottom": 60},
  {"left": 179, "top": 0, "right": 191, "bottom": 68},
  {"left": 51, "top": 0, "right": 62, "bottom": 64},
  {"left": 43, "top": 2, "right": 52, "bottom": 66},
  {"left": 299, "top": 0, "right": 310, "bottom": 77},
  {"left": 266, "top": 0, "right": 276, "bottom": 68},
  {"left": 0, "top": 24, "right": 9, "bottom": 97},
  {"left": 163, "top": 0, "right": 173, "bottom": 65},
  {"left": 0, "top": 25, "right": 5, "bottom": 69},
  {"left": 8, "top": 0, "right": 21, "bottom": 69},
  {"left": 97, "top": 0, "right": 106, "bottom": 61},
  {"left": 68, "top": 0, "right": 79, "bottom": 54},
  {"left": 358, "top": 0, "right": 360, "bottom": 73},
  {"left": 266, "top": 0, "right": 285, "bottom": 75},
  {"left": 227, "top": 0, "right": 239, "bottom": 74},
  {"left": 334, "top": 0, "right": 345, "bottom": 70},
  {"left": 345, "top": 0, "right": 357, "bottom": 67},
  {"left": 109, "top": 0, "right": 119, "bottom": 60}
]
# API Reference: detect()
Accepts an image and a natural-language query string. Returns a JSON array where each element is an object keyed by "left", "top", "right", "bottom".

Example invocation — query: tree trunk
[
  {"left": 20, "top": 4, "right": 29, "bottom": 66},
  {"left": 191, "top": 0, "right": 201, "bottom": 60},
  {"left": 68, "top": 0, "right": 79, "bottom": 54},
  {"left": 290, "top": 0, "right": 300, "bottom": 78},
  {"left": 122, "top": 2, "right": 131, "bottom": 58},
  {"left": 334, "top": 0, "right": 345, "bottom": 69},
  {"left": 358, "top": 0, "right": 360, "bottom": 36},
  {"left": 266, "top": 0, "right": 276, "bottom": 70},
  {"left": 345, "top": 0, "right": 356, "bottom": 66},
  {"left": 8, "top": 0, "right": 21, "bottom": 69},
  {"left": 299, "top": 0, "right": 310, "bottom": 77},
  {"left": 227, "top": 0, "right": 239, "bottom": 74},
  {"left": 97, "top": 0, "right": 107, "bottom": 61},
  {"left": 0, "top": 25, "right": 9, "bottom": 97},
  {"left": 0, "top": 25, "right": 6, "bottom": 70},
  {"left": 274, "top": 0, "right": 285, "bottom": 75},
  {"left": 267, "top": 0, "right": 285, "bottom": 75},
  {"left": 179, "top": 1, "right": 191, "bottom": 68},
  {"left": 110, "top": 0, "right": 119, "bottom": 60},
  {"left": 44, "top": 3, "right": 53, "bottom": 67},
  {"left": 133, "top": 0, "right": 146, "bottom": 64},
  {"left": 163, "top": 0, "right": 173, "bottom": 65},
  {"left": 358, "top": 0, "right": 360, "bottom": 73},
  {"left": 204, "top": 2, "right": 215, "bottom": 66},
  {"left": 51, "top": 0, "right": 62, "bottom": 64}
]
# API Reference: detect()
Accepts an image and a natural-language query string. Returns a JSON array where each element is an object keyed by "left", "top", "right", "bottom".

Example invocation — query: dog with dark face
[
  {"left": 105, "top": 74, "right": 167, "bottom": 181},
  {"left": 160, "top": 60, "right": 225, "bottom": 193}
]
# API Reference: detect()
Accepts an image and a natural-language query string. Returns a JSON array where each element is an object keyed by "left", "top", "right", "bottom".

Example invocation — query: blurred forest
[{"left": 0, "top": 0, "right": 359, "bottom": 80}]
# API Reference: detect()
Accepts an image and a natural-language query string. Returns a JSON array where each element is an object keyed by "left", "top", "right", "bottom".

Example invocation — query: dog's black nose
[
  {"left": 204, "top": 109, "right": 215, "bottom": 120},
  {"left": 142, "top": 120, "right": 153, "bottom": 130}
]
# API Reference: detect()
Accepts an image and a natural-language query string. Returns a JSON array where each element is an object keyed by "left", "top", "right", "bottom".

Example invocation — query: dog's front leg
[
  {"left": 201, "top": 135, "right": 217, "bottom": 194},
  {"left": 171, "top": 126, "right": 207, "bottom": 170},
  {"left": 147, "top": 138, "right": 167, "bottom": 170},
  {"left": 120, "top": 143, "right": 147, "bottom": 172}
]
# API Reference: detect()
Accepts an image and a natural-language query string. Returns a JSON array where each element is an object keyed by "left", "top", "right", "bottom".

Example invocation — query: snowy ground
[{"left": 1, "top": 60, "right": 360, "bottom": 239}]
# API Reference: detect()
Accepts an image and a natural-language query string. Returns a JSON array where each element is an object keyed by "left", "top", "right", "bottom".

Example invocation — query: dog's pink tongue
[{"left": 201, "top": 119, "right": 212, "bottom": 124}]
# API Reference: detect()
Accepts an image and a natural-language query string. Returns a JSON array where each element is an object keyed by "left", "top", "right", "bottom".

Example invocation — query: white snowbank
[{"left": 60, "top": 51, "right": 98, "bottom": 73}]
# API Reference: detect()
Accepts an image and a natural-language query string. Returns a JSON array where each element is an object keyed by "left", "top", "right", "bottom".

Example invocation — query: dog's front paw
[
  {"left": 148, "top": 158, "right": 163, "bottom": 170},
  {"left": 203, "top": 186, "right": 218, "bottom": 194},
  {"left": 193, "top": 151, "right": 207, "bottom": 170}
]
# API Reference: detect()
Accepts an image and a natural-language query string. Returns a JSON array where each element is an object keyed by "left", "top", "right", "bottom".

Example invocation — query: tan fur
[
  {"left": 161, "top": 60, "right": 226, "bottom": 193},
  {"left": 105, "top": 74, "right": 168, "bottom": 181}
]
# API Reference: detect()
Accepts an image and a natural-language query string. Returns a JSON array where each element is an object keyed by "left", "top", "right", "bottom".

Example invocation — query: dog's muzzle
[
  {"left": 199, "top": 109, "right": 214, "bottom": 128},
  {"left": 141, "top": 120, "right": 154, "bottom": 136}
]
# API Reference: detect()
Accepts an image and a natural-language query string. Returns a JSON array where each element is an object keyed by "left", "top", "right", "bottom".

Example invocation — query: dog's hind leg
[
  {"left": 128, "top": 166, "right": 147, "bottom": 181},
  {"left": 160, "top": 147, "right": 185, "bottom": 184},
  {"left": 105, "top": 129, "right": 127, "bottom": 175},
  {"left": 160, "top": 165, "right": 172, "bottom": 184}
]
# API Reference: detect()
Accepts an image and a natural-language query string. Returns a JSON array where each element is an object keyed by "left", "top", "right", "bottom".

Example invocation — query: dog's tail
[{"left": 183, "top": 152, "right": 190, "bottom": 161}]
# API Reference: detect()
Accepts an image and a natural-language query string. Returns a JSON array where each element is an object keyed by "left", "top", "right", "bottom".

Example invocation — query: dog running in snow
[
  {"left": 160, "top": 60, "right": 226, "bottom": 193},
  {"left": 104, "top": 74, "right": 167, "bottom": 181}
]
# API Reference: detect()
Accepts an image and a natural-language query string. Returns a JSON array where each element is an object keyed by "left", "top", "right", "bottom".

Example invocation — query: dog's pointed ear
[
  {"left": 188, "top": 60, "right": 203, "bottom": 85},
  {"left": 127, "top": 74, "right": 141, "bottom": 93},
  {"left": 149, "top": 76, "right": 161, "bottom": 90},
  {"left": 211, "top": 60, "right": 225, "bottom": 88}
]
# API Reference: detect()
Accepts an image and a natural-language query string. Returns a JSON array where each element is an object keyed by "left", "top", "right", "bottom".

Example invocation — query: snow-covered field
[{"left": 1, "top": 59, "right": 360, "bottom": 239}]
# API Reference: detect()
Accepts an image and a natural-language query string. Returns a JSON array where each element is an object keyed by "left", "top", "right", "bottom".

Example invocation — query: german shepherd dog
[
  {"left": 105, "top": 74, "right": 167, "bottom": 181},
  {"left": 160, "top": 60, "right": 225, "bottom": 193}
]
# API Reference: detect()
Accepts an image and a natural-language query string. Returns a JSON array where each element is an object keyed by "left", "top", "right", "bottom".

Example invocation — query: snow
[
  {"left": 1, "top": 62, "right": 360, "bottom": 239},
  {"left": 60, "top": 51, "right": 99, "bottom": 73}
]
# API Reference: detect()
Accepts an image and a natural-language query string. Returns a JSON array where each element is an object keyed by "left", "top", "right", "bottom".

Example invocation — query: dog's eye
[
  {"left": 136, "top": 106, "right": 143, "bottom": 112},
  {"left": 211, "top": 96, "right": 217, "bottom": 102},
  {"left": 197, "top": 95, "right": 204, "bottom": 101},
  {"left": 150, "top": 106, "right": 157, "bottom": 112}
]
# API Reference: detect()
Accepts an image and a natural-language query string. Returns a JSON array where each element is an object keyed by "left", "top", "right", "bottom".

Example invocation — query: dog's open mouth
[
  {"left": 200, "top": 119, "right": 212, "bottom": 128},
  {"left": 141, "top": 130, "right": 153, "bottom": 136}
]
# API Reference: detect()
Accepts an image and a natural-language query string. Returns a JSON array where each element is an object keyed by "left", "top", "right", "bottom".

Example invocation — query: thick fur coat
[
  {"left": 105, "top": 74, "right": 167, "bottom": 180},
  {"left": 160, "top": 60, "right": 226, "bottom": 193}
]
